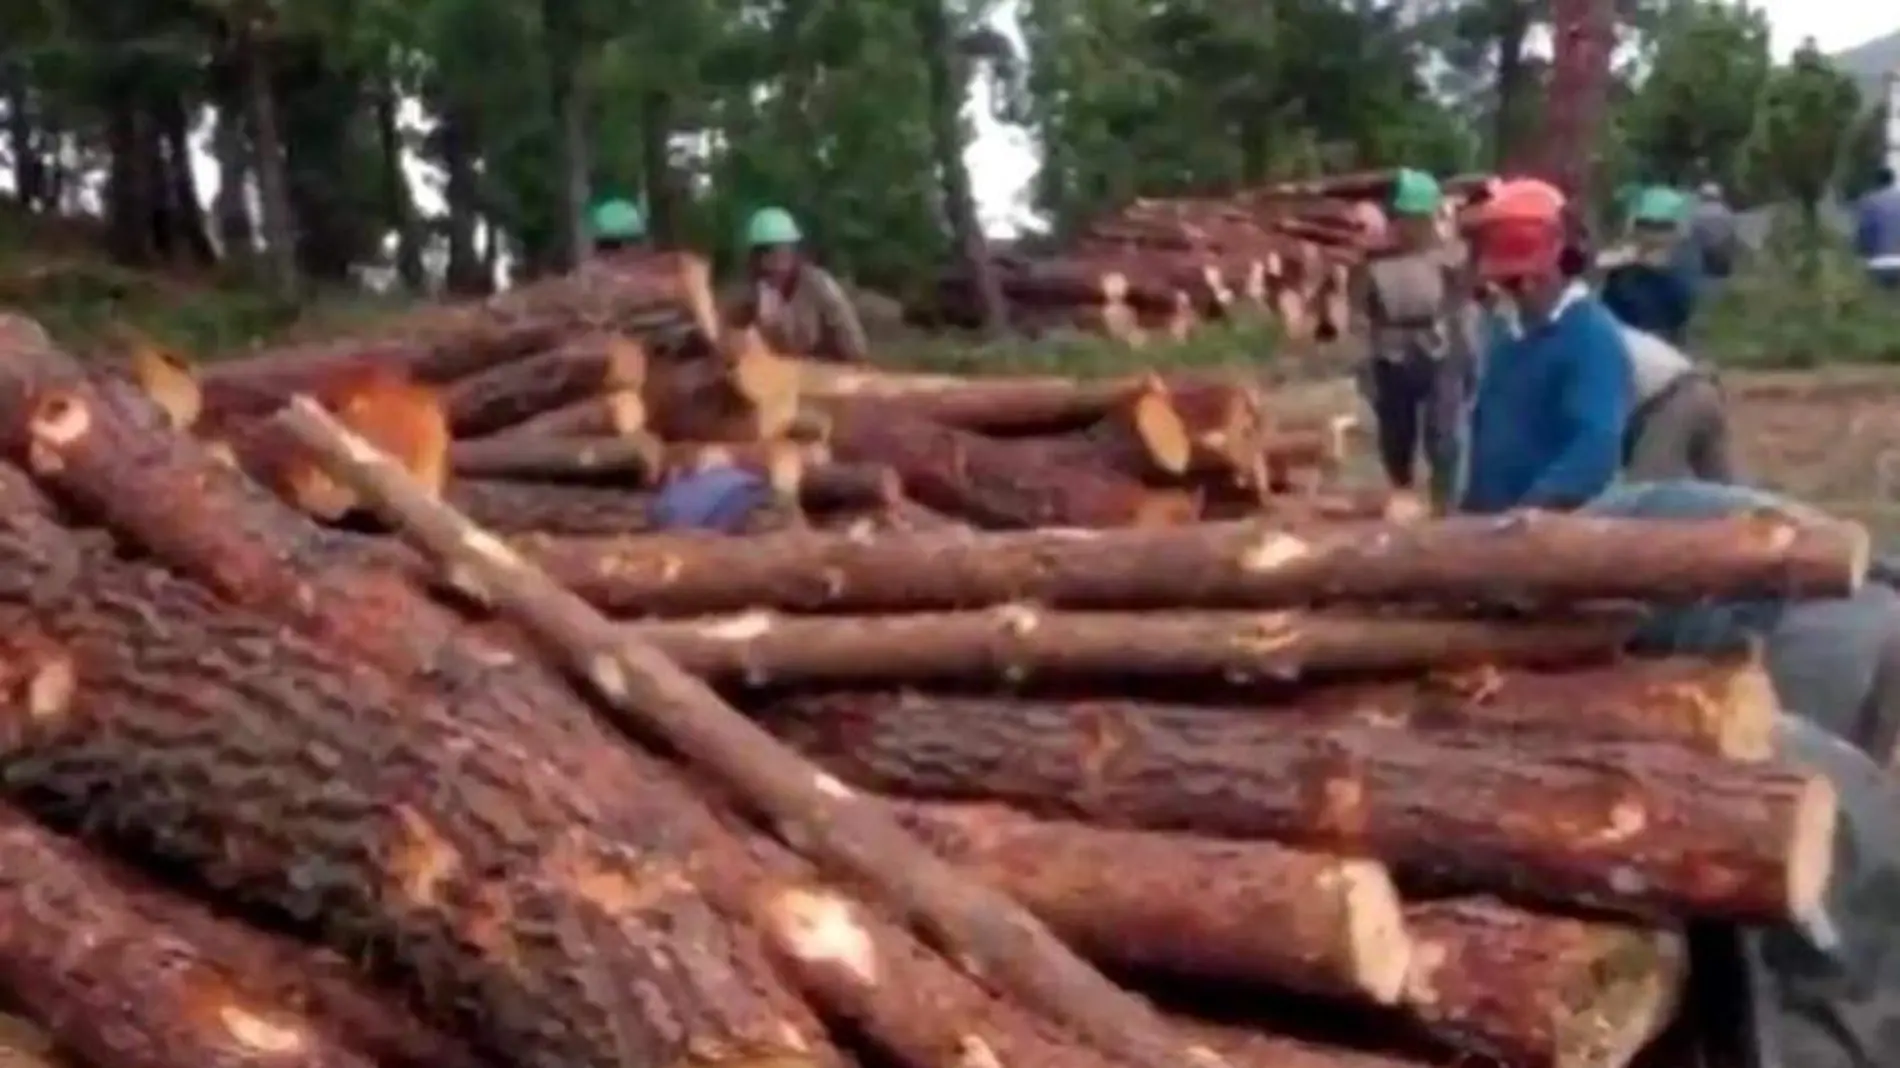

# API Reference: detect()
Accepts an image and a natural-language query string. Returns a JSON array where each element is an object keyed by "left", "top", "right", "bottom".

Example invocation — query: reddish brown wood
[
  {"left": 469, "top": 388, "right": 646, "bottom": 442},
  {"left": 447, "top": 433, "right": 664, "bottom": 484},
  {"left": 441, "top": 334, "right": 646, "bottom": 436},
  {"left": 448, "top": 481, "right": 658, "bottom": 535}
]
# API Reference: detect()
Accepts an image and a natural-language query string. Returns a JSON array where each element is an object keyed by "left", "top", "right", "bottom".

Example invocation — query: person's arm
[
  {"left": 810, "top": 270, "right": 872, "bottom": 362},
  {"left": 1519, "top": 311, "right": 1631, "bottom": 510}
]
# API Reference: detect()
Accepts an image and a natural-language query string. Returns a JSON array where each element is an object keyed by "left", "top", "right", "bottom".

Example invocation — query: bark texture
[{"left": 441, "top": 333, "right": 646, "bottom": 436}]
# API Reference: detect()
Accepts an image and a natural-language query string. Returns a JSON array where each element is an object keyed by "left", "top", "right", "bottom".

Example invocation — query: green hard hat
[
  {"left": 1630, "top": 186, "right": 1688, "bottom": 226},
  {"left": 744, "top": 206, "right": 803, "bottom": 247},
  {"left": 588, "top": 198, "right": 646, "bottom": 240},
  {"left": 1390, "top": 169, "right": 1443, "bottom": 216}
]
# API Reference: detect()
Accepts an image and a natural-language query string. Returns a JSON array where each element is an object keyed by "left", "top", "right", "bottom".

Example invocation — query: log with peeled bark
[
  {"left": 470, "top": 388, "right": 647, "bottom": 442},
  {"left": 760, "top": 691, "right": 1837, "bottom": 924},
  {"left": 440, "top": 333, "right": 646, "bottom": 436},
  {"left": 825, "top": 404, "right": 1198, "bottom": 528},
  {"left": 1292, "top": 653, "right": 1778, "bottom": 760},
  {"left": 447, "top": 480, "right": 661, "bottom": 535},
  {"left": 0, "top": 804, "right": 378, "bottom": 1068},
  {"left": 892, "top": 799, "right": 1412, "bottom": 1002},
  {"left": 643, "top": 327, "right": 802, "bottom": 441},
  {"left": 278, "top": 398, "right": 1234, "bottom": 1068},
  {"left": 1399, "top": 897, "right": 1685, "bottom": 1068},
  {"left": 624, "top": 607, "right": 1634, "bottom": 685},
  {"left": 447, "top": 432, "right": 665, "bottom": 484},
  {"left": 197, "top": 250, "right": 717, "bottom": 417},
  {"left": 0, "top": 519, "right": 833, "bottom": 1068},
  {"left": 518, "top": 510, "right": 1864, "bottom": 618}
]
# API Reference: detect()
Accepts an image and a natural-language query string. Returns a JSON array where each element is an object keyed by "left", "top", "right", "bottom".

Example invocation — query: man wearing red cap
[{"left": 1460, "top": 179, "right": 1632, "bottom": 513}]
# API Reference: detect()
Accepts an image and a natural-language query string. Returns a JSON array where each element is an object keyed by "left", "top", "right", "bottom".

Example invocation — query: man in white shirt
[{"left": 1618, "top": 325, "right": 1734, "bottom": 482}]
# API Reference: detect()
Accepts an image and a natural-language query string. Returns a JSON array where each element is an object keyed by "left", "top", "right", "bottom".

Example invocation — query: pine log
[
  {"left": 798, "top": 462, "right": 904, "bottom": 514},
  {"left": 0, "top": 803, "right": 377, "bottom": 1068},
  {"left": 447, "top": 480, "right": 658, "bottom": 535},
  {"left": 118, "top": 331, "right": 202, "bottom": 430},
  {"left": 1400, "top": 898, "right": 1685, "bottom": 1068},
  {"left": 644, "top": 327, "right": 802, "bottom": 441},
  {"left": 1031, "top": 379, "right": 1193, "bottom": 478},
  {"left": 1168, "top": 379, "right": 1268, "bottom": 483},
  {"left": 441, "top": 334, "right": 646, "bottom": 436},
  {"left": 447, "top": 433, "right": 665, "bottom": 484},
  {"left": 0, "top": 528, "right": 831, "bottom": 1068},
  {"left": 470, "top": 388, "right": 647, "bottom": 442},
  {"left": 760, "top": 691, "right": 1836, "bottom": 923},
  {"left": 825, "top": 405, "right": 1198, "bottom": 528},
  {"left": 1293, "top": 654, "right": 1778, "bottom": 760},
  {"left": 1170, "top": 1018, "right": 1439, "bottom": 1068},
  {"left": 0, "top": 1015, "right": 70, "bottom": 1068},
  {"left": 517, "top": 510, "right": 1864, "bottom": 617},
  {"left": 279, "top": 397, "right": 1232, "bottom": 1068},
  {"left": 893, "top": 800, "right": 1411, "bottom": 1002},
  {"left": 624, "top": 607, "right": 1634, "bottom": 685},
  {"left": 793, "top": 363, "right": 1151, "bottom": 436}
]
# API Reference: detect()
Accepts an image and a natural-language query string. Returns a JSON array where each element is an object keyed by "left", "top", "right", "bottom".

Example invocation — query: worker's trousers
[
  {"left": 1623, "top": 373, "right": 1735, "bottom": 484},
  {"left": 1364, "top": 347, "right": 1468, "bottom": 509}
]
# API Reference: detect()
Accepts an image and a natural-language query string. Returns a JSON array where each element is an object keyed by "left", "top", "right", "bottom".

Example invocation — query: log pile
[
  {"left": 915, "top": 169, "right": 1493, "bottom": 344},
  {"left": 0, "top": 303, "right": 1871, "bottom": 1068}
]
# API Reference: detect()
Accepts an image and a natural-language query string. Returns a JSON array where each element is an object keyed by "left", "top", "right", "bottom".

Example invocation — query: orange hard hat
[{"left": 1472, "top": 178, "right": 1566, "bottom": 226}]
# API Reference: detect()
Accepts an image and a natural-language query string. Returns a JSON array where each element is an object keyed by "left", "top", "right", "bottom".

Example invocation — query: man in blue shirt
[
  {"left": 1460, "top": 179, "right": 1632, "bottom": 513},
  {"left": 1856, "top": 166, "right": 1900, "bottom": 290}
]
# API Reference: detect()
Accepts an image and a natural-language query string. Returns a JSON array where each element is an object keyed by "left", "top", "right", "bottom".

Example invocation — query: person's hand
[{"left": 1595, "top": 245, "right": 1637, "bottom": 269}]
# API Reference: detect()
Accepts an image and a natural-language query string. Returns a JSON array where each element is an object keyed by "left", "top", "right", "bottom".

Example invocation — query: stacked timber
[
  {"left": 0, "top": 305, "right": 1872, "bottom": 1068},
  {"left": 917, "top": 169, "right": 1494, "bottom": 344}
]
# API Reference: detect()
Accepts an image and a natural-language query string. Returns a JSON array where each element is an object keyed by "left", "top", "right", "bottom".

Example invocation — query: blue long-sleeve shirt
[
  {"left": 1463, "top": 286, "right": 1632, "bottom": 513},
  {"left": 1856, "top": 186, "right": 1900, "bottom": 262}
]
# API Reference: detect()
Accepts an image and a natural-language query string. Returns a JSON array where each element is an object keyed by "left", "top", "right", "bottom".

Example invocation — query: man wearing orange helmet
[{"left": 1460, "top": 178, "right": 1632, "bottom": 513}]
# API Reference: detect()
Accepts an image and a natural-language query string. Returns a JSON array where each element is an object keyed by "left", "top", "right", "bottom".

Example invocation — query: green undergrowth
[{"left": 1692, "top": 232, "right": 1900, "bottom": 370}]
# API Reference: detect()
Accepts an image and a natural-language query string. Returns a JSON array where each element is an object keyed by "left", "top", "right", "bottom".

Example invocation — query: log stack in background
[
  {"left": 0, "top": 281, "right": 1869, "bottom": 1068},
  {"left": 913, "top": 168, "right": 1494, "bottom": 345}
]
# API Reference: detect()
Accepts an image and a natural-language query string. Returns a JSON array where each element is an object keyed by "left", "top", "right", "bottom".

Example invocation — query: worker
[
  {"left": 587, "top": 197, "right": 647, "bottom": 254},
  {"left": 1459, "top": 178, "right": 1631, "bottom": 514},
  {"left": 1354, "top": 168, "right": 1477, "bottom": 509},
  {"left": 1598, "top": 186, "right": 1699, "bottom": 344},
  {"left": 1856, "top": 166, "right": 1900, "bottom": 290},
  {"left": 1617, "top": 325, "right": 1734, "bottom": 483},
  {"left": 1688, "top": 181, "right": 1740, "bottom": 280},
  {"left": 649, "top": 466, "right": 773, "bottom": 534},
  {"left": 737, "top": 206, "right": 872, "bottom": 363}
]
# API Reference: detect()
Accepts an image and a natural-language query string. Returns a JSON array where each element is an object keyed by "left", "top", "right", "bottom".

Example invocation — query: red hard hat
[{"left": 1472, "top": 178, "right": 1565, "bottom": 226}]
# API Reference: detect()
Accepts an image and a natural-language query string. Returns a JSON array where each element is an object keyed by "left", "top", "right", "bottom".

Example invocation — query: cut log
[
  {"left": 761, "top": 691, "right": 1837, "bottom": 924},
  {"left": 1169, "top": 379, "right": 1268, "bottom": 482},
  {"left": 441, "top": 333, "right": 646, "bottom": 436},
  {"left": 1295, "top": 654, "right": 1778, "bottom": 760},
  {"left": 448, "top": 480, "right": 659, "bottom": 535},
  {"left": 471, "top": 388, "right": 647, "bottom": 442},
  {"left": 1400, "top": 897, "right": 1685, "bottom": 1068},
  {"left": 119, "top": 332, "right": 202, "bottom": 430},
  {"left": 644, "top": 327, "right": 802, "bottom": 441},
  {"left": 893, "top": 800, "right": 1411, "bottom": 1002},
  {"left": 1032, "top": 378, "right": 1193, "bottom": 478},
  {"left": 447, "top": 433, "right": 665, "bottom": 484},
  {"left": 826, "top": 405, "right": 1198, "bottom": 528},
  {"left": 0, "top": 803, "right": 377, "bottom": 1068},
  {"left": 797, "top": 462, "right": 903, "bottom": 514},
  {"left": 1170, "top": 1017, "right": 1440, "bottom": 1068},
  {"left": 625, "top": 607, "right": 1634, "bottom": 685},
  {"left": 280, "top": 396, "right": 1229, "bottom": 1068},
  {"left": 0, "top": 1015, "right": 69, "bottom": 1068},
  {"left": 794, "top": 364, "right": 1150, "bottom": 435},
  {"left": 0, "top": 527, "right": 831, "bottom": 1068},
  {"left": 517, "top": 511, "right": 1865, "bottom": 617}
]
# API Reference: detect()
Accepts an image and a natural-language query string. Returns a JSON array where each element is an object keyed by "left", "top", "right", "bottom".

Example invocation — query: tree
[
  {"left": 1621, "top": 0, "right": 1771, "bottom": 194},
  {"left": 1744, "top": 39, "right": 1863, "bottom": 277}
]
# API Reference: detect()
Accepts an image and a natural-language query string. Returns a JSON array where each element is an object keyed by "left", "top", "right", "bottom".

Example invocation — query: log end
[
  {"left": 329, "top": 374, "right": 452, "bottom": 501},
  {"left": 1130, "top": 381, "right": 1192, "bottom": 475},
  {"left": 1714, "top": 657, "right": 1780, "bottom": 762},
  {"left": 785, "top": 408, "right": 833, "bottom": 444},
  {"left": 604, "top": 389, "right": 649, "bottom": 435},
  {"left": 1552, "top": 928, "right": 1687, "bottom": 1068},
  {"left": 1787, "top": 774, "right": 1840, "bottom": 928},
  {"left": 127, "top": 338, "right": 203, "bottom": 431},
  {"left": 1338, "top": 859, "right": 1413, "bottom": 1005},
  {"left": 726, "top": 330, "right": 804, "bottom": 439},
  {"left": 603, "top": 334, "right": 651, "bottom": 390},
  {"left": 1135, "top": 488, "right": 1203, "bottom": 526}
]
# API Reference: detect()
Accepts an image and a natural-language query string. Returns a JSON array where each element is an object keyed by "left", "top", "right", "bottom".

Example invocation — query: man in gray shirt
[{"left": 1688, "top": 182, "right": 1740, "bottom": 280}]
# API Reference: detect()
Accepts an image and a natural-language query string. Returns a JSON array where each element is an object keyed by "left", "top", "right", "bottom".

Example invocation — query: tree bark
[
  {"left": 0, "top": 805, "right": 377, "bottom": 1068},
  {"left": 442, "top": 334, "right": 646, "bottom": 436},
  {"left": 514, "top": 511, "right": 1866, "bottom": 618},
  {"left": 450, "top": 481, "right": 659, "bottom": 535},
  {"left": 894, "top": 800, "right": 1411, "bottom": 1002},
  {"left": 625, "top": 607, "right": 1634, "bottom": 685},
  {"left": 240, "top": 28, "right": 298, "bottom": 299},
  {"left": 472, "top": 389, "right": 646, "bottom": 442},
  {"left": 913, "top": 0, "right": 1008, "bottom": 336},
  {"left": 448, "top": 433, "right": 665, "bottom": 484},
  {"left": 1173, "top": 1017, "right": 1438, "bottom": 1068},
  {"left": 279, "top": 397, "right": 1227, "bottom": 1068},
  {"left": 1400, "top": 897, "right": 1685, "bottom": 1068},
  {"left": 761, "top": 691, "right": 1836, "bottom": 924}
]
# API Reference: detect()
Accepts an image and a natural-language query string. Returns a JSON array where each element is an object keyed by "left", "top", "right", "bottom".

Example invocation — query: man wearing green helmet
[
  {"left": 734, "top": 206, "right": 870, "bottom": 363},
  {"left": 1597, "top": 186, "right": 1699, "bottom": 344},
  {"left": 587, "top": 197, "right": 648, "bottom": 254},
  {"left": 1353, "top": 167, "right": 1479, "bottom": 509}
]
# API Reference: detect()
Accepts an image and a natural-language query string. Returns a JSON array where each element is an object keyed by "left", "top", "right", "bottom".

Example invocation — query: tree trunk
[
  {"left": 157, "top": 90, "right": 217, "bottom": 267},
  {"left": 4, "top": 66, "right": 45, "bottom": 210},
  {"left": 102, "top": 74, "right": 158, "bottom": 266},
  {"left": 211, "top": 101, "right": 256, "bottom": 254},
  {"left": 442, "top": 334, "right": 646, "bottom": 436},
  {"left": 375, "top": 74, "right": 425, "bottom": 293},
  {"left": 472, "top": 389, "right": 647, "bottom": 443},
  {"left": 449, "top": 480, "right": 660, "bottom": 535},
  {"left": 439, "top": 100, "right": 486, "bottom": 295},
  {"left": 1493, "top": 3, "right": 1535, "bottom": 171},
  {"left": 639, "top": 90, "right": 680, "bottom": 245},
  {"left": 894, "top": 800, "right": 1411, "bottom": 1002},
  {"left": 517, "top": 510, "right": 1867, "bottom": 618},
  {"left": 913, "top": 0, "right": 1008, "bottom": 336},
  {"left": 541, "top": 0, "right": 590, "bottom": 270},
  {"left": 449, "top": 433, "right": 665, "bottom": 484},
  {"left": 241, "top": 30, "right": 299, "bottom": 298},
  {"left": 762, "top": 691, "right": 1837, "bottom": 923}
]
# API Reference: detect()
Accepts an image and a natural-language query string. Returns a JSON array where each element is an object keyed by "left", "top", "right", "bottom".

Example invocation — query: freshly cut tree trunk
[
  {"left": 441, "top": 334, "right": 646, "bottom": 436},
  {"left": 471, "top": 388, "right": 647, "bottom": 442},
  {"left": 279, "top": 398, "right": 1225, "bottom": 1068},
  {"left": 447, "top": 432, "right": 664, "bottom": 484},
  {"left": 119, "top": 332, "right": 202, "bottom": 429},
  {"left": 1295, "top": 654, "right": 1778, "bottom": 760},
  {"left": 762, "top": 691, "right": 1836, "bottom": 924},
  {"left": 1400, "top": 897, "right": 1685, "bottom": 1068},
  {"left": 1032, "top": 379, "right": 1193, "bottom": 478},
  {"left": 644, "top": 328, "right": 802, "bottom": 441},
  {"left": 826, "top": 405, "right": 1199, "bottom": 528},
  {"left": 795, "top": 363, "right": 1159, "bottom": 436},
  {"left": 1168, "top": 379, "right": 1268, "bottom": 483},
  {"left": 797, "top": 462, "right": 904, "bottom": 514},
  {"left": 1170, "top": 1017, "right": 1440, "bottom": 1068},
  {"left": 0, "top": 803, "right": 377, "bottom": 1068},
  {"left": 625, "top": 607, "right": 1634, "bottom": 685},
  {"left": 448, "top": 480, "right": 659, "bottom": 535},
  {"left": 0, "top": 529, "right": 831, "bottom": 1068},
  {"left": 894, "top": 800, "right": 1412, "bottom": 1002},
  {"left": 516, "top": 511, "right": 1864, "bottom": 617}
]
